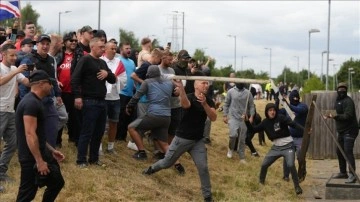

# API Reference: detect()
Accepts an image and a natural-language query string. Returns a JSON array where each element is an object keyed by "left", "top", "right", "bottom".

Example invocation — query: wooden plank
[
  {"left": 270, "top": 79, "right": 295, "bottom": 120},
  {"left": 171, "top": 75, "right": 269, "bottom": 84},
  {"left": 298, "top": 94, "right": 317, "bottom": 182}
]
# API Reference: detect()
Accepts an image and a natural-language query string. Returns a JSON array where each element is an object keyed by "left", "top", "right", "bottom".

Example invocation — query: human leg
[
  {"left": 0, "top": 113, "right": 17, "bottom": 178},
  {"left": 43, "top": 103, "right": 59, "bottom": 147},
  {"left": 238, "top": 121, "right": 247, "bottom": 160},
  {"left": 16, "top": 162, "right": 38, "bottom": 202},
  {"left": 88, "top": 101, "right": 107, "bottom": 163},
  {"left": 260, "top": 147, "right": 281, "bottom": 183},
  {"left": 42, "top": 162, "right": 65, "bottom": 201}
]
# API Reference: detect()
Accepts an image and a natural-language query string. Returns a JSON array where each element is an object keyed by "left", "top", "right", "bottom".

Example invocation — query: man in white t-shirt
[{"left": 0, "top": 44, "right": 29, "bottom": 182}]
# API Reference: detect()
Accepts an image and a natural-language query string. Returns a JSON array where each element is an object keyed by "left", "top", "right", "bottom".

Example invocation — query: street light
[
  {"left": 173, "top": 11, "right": 185, "bottom": 49},
  {"left": 228, "top": 35, "right": 237, "bottom": 71},
  {"left": 264, "top": 47, "right": 272, "bottom": 78},
  {"left": 294, "top": 56, "right": 300, "bottom": 85},
  {"left": 333, "top": 64, "right": 338, "bottom": 90},
  {"left": 348, "top": 67, "right": 354, "bottom": 90},
  {"left": 321, "top": 51, "right": 328, "bottom": 82},
  {"left": 58, "top": 10, "right": 71, "bottom": 34},
  {"left": 241, "top": 56, "right": 247, "bottom": 71},
  {"left": 326, "top": 58, "right": 334, "bottom": 91},
  {"left": 308, "top": 28, "right": 320, "bottom": 80}
]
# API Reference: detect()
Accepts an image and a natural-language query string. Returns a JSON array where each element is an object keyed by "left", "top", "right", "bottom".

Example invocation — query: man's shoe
[
  {"left": 0, "top": 174, "right": 15, "bottom": 183},
  {"left": 132, "top": 151, "right": 147, "bottom": 160},
  {"left": 345, "top": 173, "right": 356, "bottom": 183},
  {"left": 251, "top": 152, "right": 260, "bottom": 157},
  {"left": 333, "top": 172, "right": 348, "bottom": 179},
  {"left": 283, "top": 176, "right": 290, "bottom": 182},
  {"left": 295, "top": 186, "right": 303, "bottom": 195},
  {"left": 204, "top": 196, "right": 213, "bottom": 202},
  {"left": 143, "top": 166, "right": 155, "bottom": 175},
  {"left": 77, "top": 163, "right": 88, "bottom": 168},
  {"left": 89, "top": 160, "right": 106, "bottom": 167},
  {"left": 203, "top": 137, "right": 211, "bottom": 144},
  {"left": 153, "top": 152, "right": 165, "bottom": 160},
  {"left": 174, "top": 163, "right": 186, "bottom": 175},
  {"left": 227, "top": 149, "right": 233, "bottom": 159},
  {"left": 127, "top": 141, "right": 138, "bottom": 151}
]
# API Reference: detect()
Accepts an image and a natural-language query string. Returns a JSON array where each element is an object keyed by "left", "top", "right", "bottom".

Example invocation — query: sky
[{"left": 22, "top": 0, "right": 359, "bottom": 78}]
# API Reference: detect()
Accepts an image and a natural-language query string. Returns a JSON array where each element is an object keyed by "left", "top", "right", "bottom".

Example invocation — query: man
[
  {"left": 23, "top": 21, "right": 36, "bottom": 40},
  {"left": 15, "top": 70, "right": 65, "bottom": 202},
  {"left": 100, "top": 42, "right": 127, "bottom": 153},
  {"left": 56, "top": 31, "right": 83, "bottom": 147},
  {"left": 223, "top": 83, "right": 255, "bottom": 164},
  {"left": 126, "top": 65, "right": 175, "bottom": 161},
  {"left": 137, "top": 37, "right": 152, "bottom": 68},
  {"left": 172, "top": 50, "right": 192, "bottom": 93},
  {"left": 33, "top": 34, "right": 63, "bottom": 148},
  {"left": 78, "top": 25, "right": 96, "bottom": 54},
  {"left": 71, "top": 37, "right": 116, "bottom": 167},
  {"left": 0, "top": 44, "right": 29, "bottom": 182},
  {"left": 265, "top": 81, "right": 272, "bottom": 101},
  {"left": 116, "top": 42, "right": 136, "bottom": 142},
  {"left": 143, "top": 76, "right": 217, "bottom": 202},
  {"left": 14, "top": 30, "right": 25, "bottom": 51},
  {"left": 324, "top": 82, "right": 359, "bottom": 183},
  {"left": 244, "top": 103, "right": 303, "bottom": 195},
  {"left": 280, "top": 90, "right": 308, "bottom": 182}
]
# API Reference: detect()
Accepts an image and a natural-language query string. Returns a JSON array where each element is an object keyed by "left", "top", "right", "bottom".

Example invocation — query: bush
[{"left": 302, "top": 77, "right": 325, "bottom": 94}]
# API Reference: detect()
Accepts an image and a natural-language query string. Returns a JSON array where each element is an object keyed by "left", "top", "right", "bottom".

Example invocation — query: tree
[
  {"left": 335, "top": 58, "right": 360, "bottom": 91},
  {"left": 302, "top": 76, "right": 325, "bottom": 94},
  {"left": 119, "top": 28, "right": 140, "bottom": 51}
]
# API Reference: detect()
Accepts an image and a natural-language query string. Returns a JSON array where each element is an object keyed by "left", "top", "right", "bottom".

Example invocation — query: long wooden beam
[{"left": 171, "top": 75, "right": 269, "bottom": 84}]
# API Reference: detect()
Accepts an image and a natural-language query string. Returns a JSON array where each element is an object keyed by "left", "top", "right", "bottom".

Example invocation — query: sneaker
[
  {"left": 174, "top": 163, "right": 186, "bottom": 175},
  {"left": 153, "top": 152, "right": 165, "bottom": 160},
  {"left": 227, "top": 149, "right": 233, "bottom": 159},
  {"left": 203, "top": 137, "right": 211, "bottom": 144},
  {"left": 143, "top": 166, "right": 155, "bottom": 175},
  {"left": 132, "top": 151, "right": 147, "bottom": 160},
  {"left": 127, "top": 141, "right": 138, "bottom": 151},
  {"left": 295, "top": 186, "right": 303, "bottom": 195},
  {"left": 0, "top": 185, "right": 4, "bottom": 193},
  {"left": 0, "top": 174, "right": 15, "bottom": 183},
  {"left": 204, "top": 196, "right": 213, "bottom": 202},
  {"left": 283, "top": 176, "right": 290, "bottom": 182},
  {"left": 89, "top": 160, "right": 106, "bottom": 167},
  {"left": 251, "top": 152, "right": 260, "bottom": 157},
  {"left": 77, "top": 163, "right": 88, "bottom": 168},
  {"left": 106, "top": 149, "right": 117, "bottom": 155},
  {"left": 345, "top": 173, "right": 356, "bottom": 183},
  {"left": 240, "top": 159, "right": 248, "bottom": 165},
  {"left": 333, "top": 172, "right": 348, "bottom": 179}
]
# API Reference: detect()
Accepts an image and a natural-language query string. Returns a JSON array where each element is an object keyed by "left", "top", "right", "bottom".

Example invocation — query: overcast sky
[{"left": 23, "top": 1, "right": 359, "bottom": 78}]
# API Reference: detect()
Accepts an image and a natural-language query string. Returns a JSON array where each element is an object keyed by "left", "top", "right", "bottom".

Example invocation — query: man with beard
[
  {"left": 71, "top": 37, "right": 116, "bottom": 167},
  {"left": 223, "top": 83, "right": 255, "bottom": 164},
  {"left": 116, "top": 42, "right": 136, "bottom": 142},
  {"left": 324, "top": 82, "right": 359, "bottom": 183}
]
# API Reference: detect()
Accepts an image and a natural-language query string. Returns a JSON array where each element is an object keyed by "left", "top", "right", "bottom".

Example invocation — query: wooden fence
[{"left": 303, "top": 91, "right": 360, "bottom": 159}]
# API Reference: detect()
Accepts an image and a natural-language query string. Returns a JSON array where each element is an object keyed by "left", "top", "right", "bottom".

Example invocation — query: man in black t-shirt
[
  {"left": 143, "top": 78, "right": 217, "bottom": 202},
  {"left": 15, "top": 70, "right": 65, "bottom": 202}
]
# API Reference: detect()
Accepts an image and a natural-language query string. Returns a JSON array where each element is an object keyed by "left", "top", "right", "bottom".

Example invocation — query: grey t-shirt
[{"left": 159, "top": 66, "right": 181, "bottom": 108}]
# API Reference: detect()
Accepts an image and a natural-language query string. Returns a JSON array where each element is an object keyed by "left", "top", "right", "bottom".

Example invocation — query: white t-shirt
[{"left": 0, "top": 63, "right": 25, "bottom": 112}]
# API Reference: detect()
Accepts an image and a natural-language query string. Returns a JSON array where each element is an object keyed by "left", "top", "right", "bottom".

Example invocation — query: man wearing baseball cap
[{"left": 78, "top": 25, "right": 96, "bottom": 54}]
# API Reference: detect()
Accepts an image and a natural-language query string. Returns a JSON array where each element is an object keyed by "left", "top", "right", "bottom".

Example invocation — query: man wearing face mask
[
  {"left": 223, "top": 82, "right": 255, "bottom": 164},
  {"left": 279, "top": 90, "right": 308, "bottom": 182},
  {"left": 172, "top": 50, "right": 192, "bottom": 93},
  {"left": 325, "top": 82, "right": 359, "bottom": 183}
]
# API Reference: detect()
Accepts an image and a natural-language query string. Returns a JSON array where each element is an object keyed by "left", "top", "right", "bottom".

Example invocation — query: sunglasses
[{"left": 69, "top": 39, "right": 78, "bottom": 43}]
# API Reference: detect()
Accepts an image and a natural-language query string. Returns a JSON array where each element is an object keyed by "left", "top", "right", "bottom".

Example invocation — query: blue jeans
[
  {"left": 76, "top": 99, "right": 107, "bottom": 164},
  {"left": 260, "top": 142, "right": 300, "bottom": 188}
]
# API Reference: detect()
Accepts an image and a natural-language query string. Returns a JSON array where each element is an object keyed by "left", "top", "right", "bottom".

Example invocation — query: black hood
[
  {"left": 265, "top": 103, "right": 277, "bottom": 119},
  {"left": 146, "top": 65, "right": 161, "bottom": 79}
]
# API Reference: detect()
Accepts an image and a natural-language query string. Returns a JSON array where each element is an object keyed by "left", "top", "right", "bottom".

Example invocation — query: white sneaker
[
  {"left": 127, "top": 141, "right": 138, "bottom": 151},
  {"left": 227, "top": 149, "right": 233, "bottom": 158},
  {"left": 240, "top": 159, "right": 248, "bottom": 165}
]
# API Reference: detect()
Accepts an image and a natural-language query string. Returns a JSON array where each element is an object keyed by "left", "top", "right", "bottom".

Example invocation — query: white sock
[{"left": 108, "top": 142, "right": 114, "bottom": 150}]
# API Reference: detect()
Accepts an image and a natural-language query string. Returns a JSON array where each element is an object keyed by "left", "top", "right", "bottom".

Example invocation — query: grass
[{"left": 1, "top": 99, "right": 314, "bottom": 202}]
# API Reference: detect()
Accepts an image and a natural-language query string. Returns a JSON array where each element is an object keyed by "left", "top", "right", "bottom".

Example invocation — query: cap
[
  {"left": 37, "top": 34, "right": 51, "bottom": 43},
  {"left": 20, "top": 38, "right": 36, "bottom": 46},
  {"left": 337, "top": 82, "right": 347, "bottom": 89},
  {"left": 29, "top": 70, "right": 55, "bottom": 84},
  {"left": 17, "top": 30, "right": 25, "bottom": 38},
  {"left": 80, "top": 25, "right": 97, "bottom": 34},
  {"left": 93, "top": 29, "right": 107, "bottom": 40},
  {"left": 177, "top": 50, "right": 191, "bottom": 59}
]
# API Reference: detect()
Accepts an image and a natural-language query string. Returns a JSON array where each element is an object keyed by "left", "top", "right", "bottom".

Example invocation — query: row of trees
[{"left": 1, "top": 4, "right": 359, "bottom": 94}]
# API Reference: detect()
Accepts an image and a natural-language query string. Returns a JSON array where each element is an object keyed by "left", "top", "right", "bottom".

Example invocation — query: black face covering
[
  {"left": 337, "top": 90, "right": 347, "bottom": 99},
  {"left": 235, "top": 83, "right": 245, "bottom": 90},
  {"left": 179, "top": 60, "right": 188, "bottom": 68},
  {"left": 290, "top": 99, "right": 299, "bottom": 106},
  {"left": 0, "top": 36, "right": 6, "bottom": 45}
]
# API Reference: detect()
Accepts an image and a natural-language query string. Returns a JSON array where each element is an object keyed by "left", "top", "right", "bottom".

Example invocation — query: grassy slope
[{"left": 1, "top": 99, "right": 312, "bottom": 202}]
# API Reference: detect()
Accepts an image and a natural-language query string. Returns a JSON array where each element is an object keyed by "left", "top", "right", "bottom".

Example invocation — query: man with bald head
[
  {"left": 100, "top": 42, "right": 127, "bottom": 154},
  {"left": 71, "top": 37, "right": 116, "bottom": 167}
]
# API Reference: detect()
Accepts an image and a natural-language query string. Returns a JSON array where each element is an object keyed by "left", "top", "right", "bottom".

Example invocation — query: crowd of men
[{"left": 0, "top": 20, "right": 359, "bottom": 201}]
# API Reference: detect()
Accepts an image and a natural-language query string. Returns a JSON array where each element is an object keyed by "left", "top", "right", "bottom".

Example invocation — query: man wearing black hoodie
[
  {"left": 324, "top": 82, "right": 359, "bottom": 183},
  {"left": 244, "top": 103, "right": 303, "bottom": 195}
]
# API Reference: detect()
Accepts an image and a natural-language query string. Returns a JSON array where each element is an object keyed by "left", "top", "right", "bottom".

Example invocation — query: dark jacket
[
  {"left": 279, "top": 102, "right": 308, "bottom": 138},
  {"left": 172, "top": 62, "right": 193, "bottom": 94},
  {"left": 334, "top": 95, "right": 358, "bottom": 134}
]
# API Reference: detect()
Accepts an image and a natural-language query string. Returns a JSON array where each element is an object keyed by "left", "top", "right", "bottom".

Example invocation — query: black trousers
[
  {"left": 116, "top": 94, "right": 135, "bottom": 141},
  {"left": 337, "top": 128, "right": 358, "bottom": 175},
  {"left": 245, "top": 113, "right": 265, "bottom": 153},
  {"left": 17, "top": 160, "right": 64, "bottom": 202}
]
